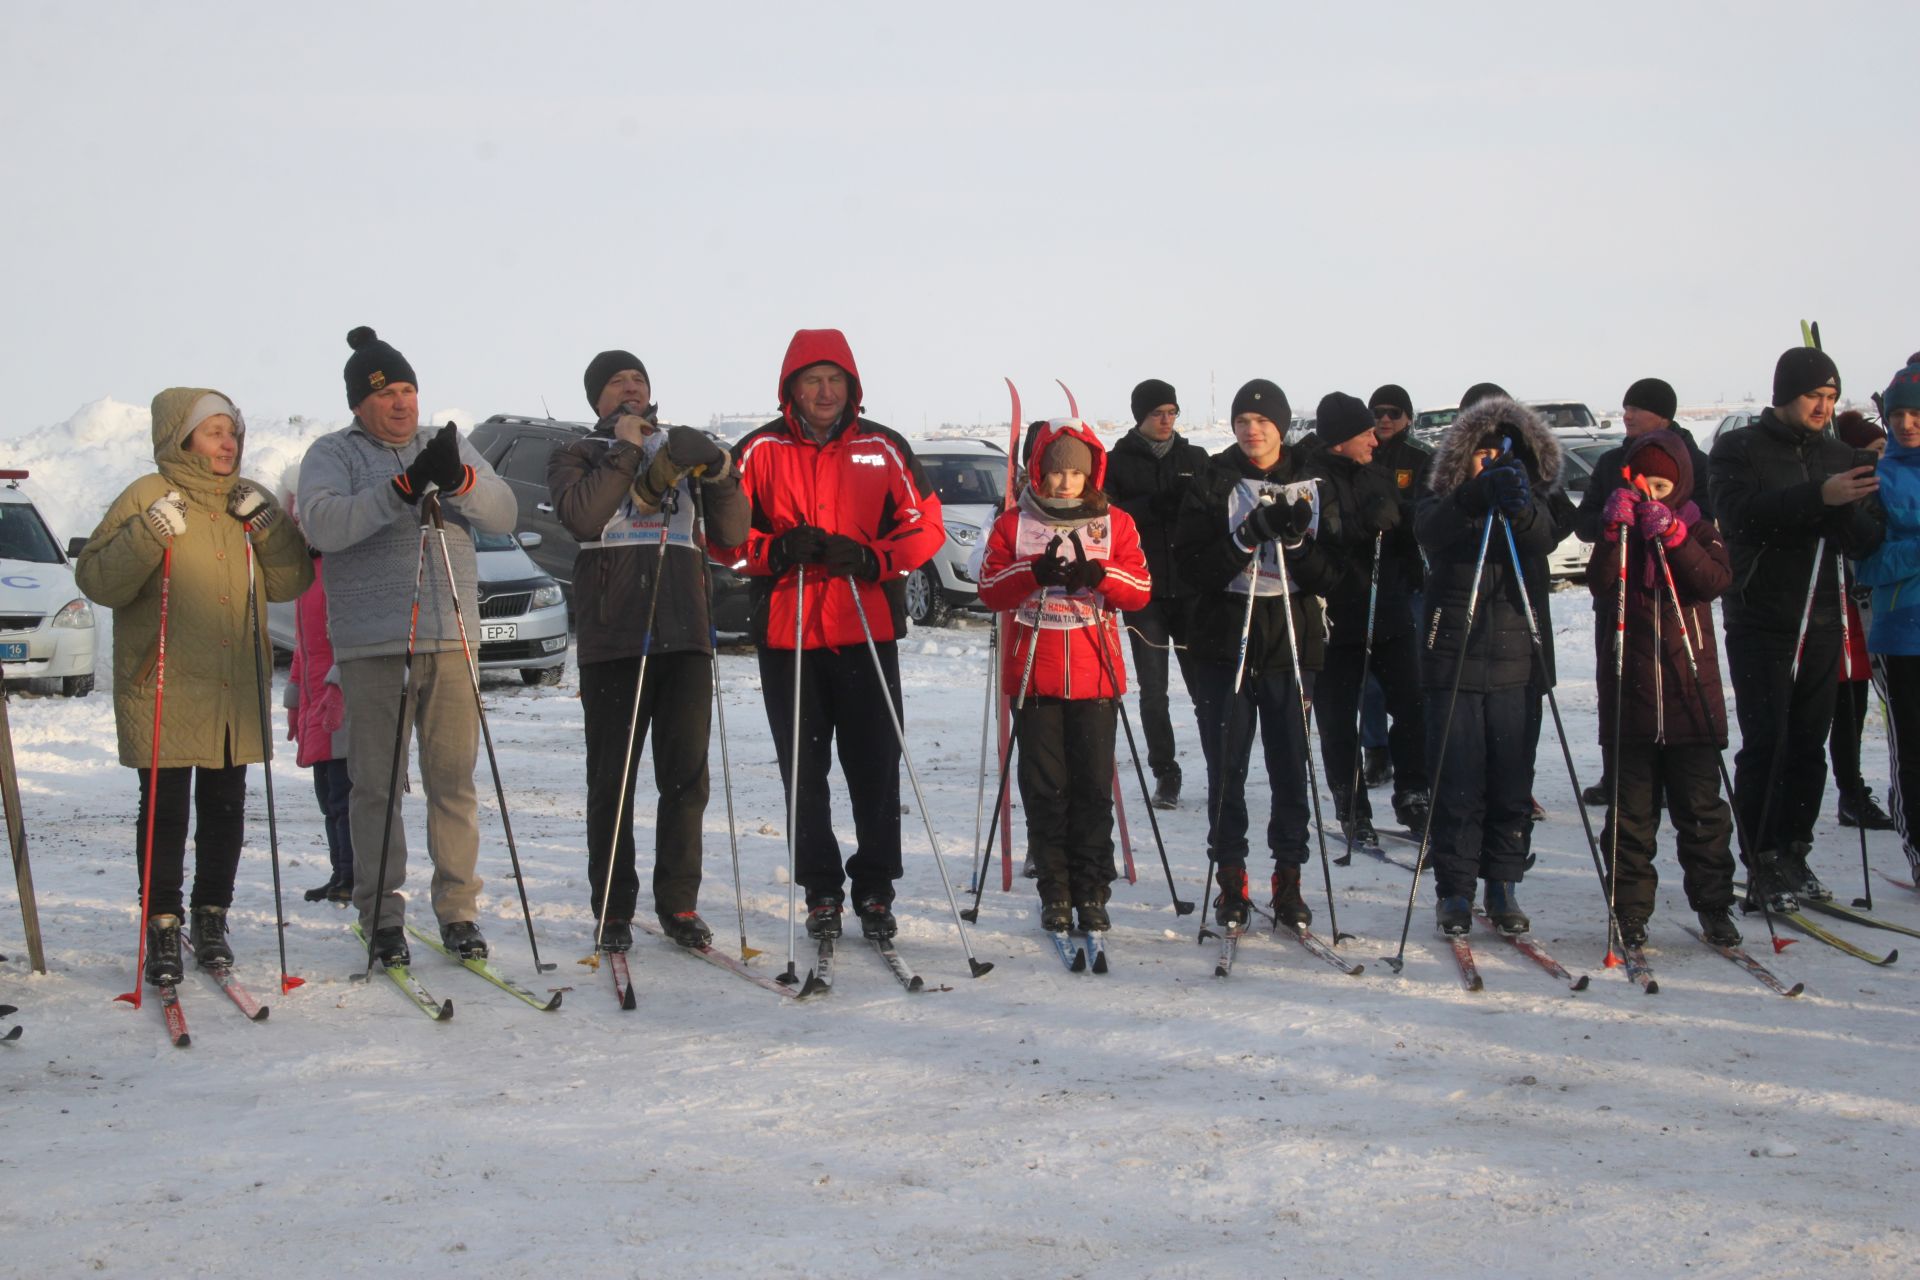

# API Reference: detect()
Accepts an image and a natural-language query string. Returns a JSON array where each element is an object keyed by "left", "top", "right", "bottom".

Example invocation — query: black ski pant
[
  {"left": 1016, "top": 696, "right": 1119, "bottom": 903},
  {"left": 1188, "top": 659, "right": 1311, "bottom": 869},
  {"left": 1874, "top": 653, "right": 1920, "bottom": 878},
  {"left": 1727, "top": 623, "right": 1841, "bottom": 863},
  {"left": 1123, "top": 595, "right": 1199, "bottom": 783},
  {"left": 580, "top": 650, "right": 712, "bottom": 920},
  {"left": 1601, "top": 742, "right": 1736, "bottom": 917},
  {"left": 1426, "top": 684, "right": 1532, "bottom": 899},
  {"left": 1828, "top": 674, "right": 1870, "bottom": 796},
  {"left": 311, "top": 757, "right": 353, "bottom": 882},
  {"left": 133, "top": 744, "right": 246, "bottom": 919},
  {"left": 758, "top": 641, "right": 903, "bottom": 905},
  {"left": 1317, "top": 633, "right": 1427, "bottom": 823}
]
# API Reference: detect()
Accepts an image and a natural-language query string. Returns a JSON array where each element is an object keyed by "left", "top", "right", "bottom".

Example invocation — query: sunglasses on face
[{"left": 1373, "top": 408, "right": 1406, "bottom": 421}]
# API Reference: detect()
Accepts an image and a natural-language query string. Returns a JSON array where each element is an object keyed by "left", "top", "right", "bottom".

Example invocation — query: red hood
[
  {"left": 778, "top": 329, "right": 864, "bottom": 428},
  {"left": 1025, "top": 418, "right": 1108, "bottom": 491}
]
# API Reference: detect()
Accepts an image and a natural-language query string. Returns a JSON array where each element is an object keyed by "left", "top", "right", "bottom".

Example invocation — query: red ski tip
[
  {"left": 281, "top": 975, "right": 307, "bottom": 993},
  {"left": 1603, "top": 951, "right": 1621, "bottom": 968}
]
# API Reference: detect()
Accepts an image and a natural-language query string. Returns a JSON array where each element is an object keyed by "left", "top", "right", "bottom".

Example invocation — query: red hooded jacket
[
  {"left": 713, "top": 329, "right": 945, "bottom": 649},
  {"left": 977, "top": 420, "right": 1152, "bottom": 698}
]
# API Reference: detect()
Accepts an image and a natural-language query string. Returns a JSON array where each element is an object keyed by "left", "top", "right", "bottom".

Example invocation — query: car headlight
[
  {"left": 51, "top": 598, "right": 94, "bottom": 629},
  {"left": 949, "top": 522, "right": 980, "bottom": 547},
  {"left": 530, "top": 584, "right": 564, "bottom": 610}
]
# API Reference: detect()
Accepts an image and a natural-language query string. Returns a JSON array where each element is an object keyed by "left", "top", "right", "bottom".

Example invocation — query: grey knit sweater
[{"left": 297, "top": 421, "right": 517, "bottom": 660}]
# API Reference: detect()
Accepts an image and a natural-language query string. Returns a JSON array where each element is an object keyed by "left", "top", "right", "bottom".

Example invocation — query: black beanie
[
  {"left": 1314, "top": 392, "right": 1375, "bottom": 447},
  {"left": 1459, "top": 381, "right": 1509, "bottom": 411},
  {"left": 1622, "top": 376, "right": 1678, "bottom": 422},
  {"left": 1368, "top": 383, "right": 1413, "bottom": 417},
  {"left": 1772, "top": 347, "right": 1841, "bottom": 407},
  {"left": 1230, "top": 378, "right": 1290, "bottom": 425},
  {"left": 584, "top": 350, "right": 650, "bottom": 413},
  {"left": 1130, "top": 378, "right": 1178, "bottom": 425},
  {"left": 343, "top": 327, "right": 418, "bottom": 408}
]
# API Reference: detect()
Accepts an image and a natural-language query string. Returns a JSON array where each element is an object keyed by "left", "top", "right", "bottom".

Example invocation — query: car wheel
[
  {"left": 61, "top": 674, "right": 94, "bottom": 698},
  {"left": 904, "top": 565, "right": 953, "bottom": 628},
  {"left": 522, "top": 667, "right": 564, "bottom": 687}
]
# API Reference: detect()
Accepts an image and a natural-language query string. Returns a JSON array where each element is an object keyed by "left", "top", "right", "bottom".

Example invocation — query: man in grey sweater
[{"left": 297, "top": 327, "right": 518, "bottom": 965}]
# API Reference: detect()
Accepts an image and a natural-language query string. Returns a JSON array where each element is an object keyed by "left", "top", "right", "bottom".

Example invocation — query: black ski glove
[
  {"left": 420, "top": 423, "right": 472, "bottom": 495},
  {"left": 769, "top": 525, "right": 828, "bottom": 574},
  {"left": 1279, "top": 497, "right": 1315, "bottom": 547},
  {"left": 1236, "top": 499, "right": 1288, "bottom": 546},
  {"left": 664, "top": 426, "right": 727, "bottom": 476},
  {"left": 1062, "top": 556, "right": 1106, "bottom": 592},
  {"left": 1031, "top": 537, "right": 1072, "bottom": 586},
  {"left": 819, "top": 533, "right": 880, "bottom": 580},
  {"left": 1361, "top": 492, "right": 1401, "bottom": 534},
  {"left": 391, "top": 446, "right": 436, "bottom": 505},
  {"left": 1486, "top": 458, "right": 1530, "bottom": 515}
]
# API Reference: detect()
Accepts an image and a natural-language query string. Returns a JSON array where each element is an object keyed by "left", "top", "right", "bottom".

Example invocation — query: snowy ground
[{"left": 2, "top": 406, "right": 1917, "bottom": 1278}]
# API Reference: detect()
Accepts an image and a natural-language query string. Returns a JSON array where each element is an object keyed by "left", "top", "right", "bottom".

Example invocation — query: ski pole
[
  {"left": 243, "top": 535, "right": 303, "bottom": 993},
  {"left": 1743, "top": 535, "right": 1825, "bottom": 942},
  {"left": 688, "top": 482, "right": 758, "bottom": 961},
  {"left": 1838, "top": 552, "right": 1873, "bottom": 912},
  {"left": 1089, "top": 605, "right": 1193, "bottom": 915},
  {"left": 360, "top": 517, "right": 429, "bottom": 976},
  {"left": 1273, "top": 519, "right": 1351, "bottom": 944},
  {"left": 1335, "top": 532, "right": 1383, "bottom": 868},
  {"left": 1603, "top": 493, "right": 1631, "bottom": 965},
  {"left": 117, "top": 539, "right": 174, "bottom": 1009},
  {"left": 1199, "top": 548, "right": 1263, "bottom": 943},
  {"left": 1499, "top": 513, "right": 1632, "bottom": 953},
  {"left": 778, "top": 566, "right": 806, "bottom": 987},
  {"left": 967, "top": 613, "right": 998, "bottom": 890},
  {"left": 585, "top": 503, "right": 672, "bottom": 963},
  {"left": 1652, "top": 538, "right": 1786, "bottom": 949},
  {"left": 0, "top": 679, "right": 45, "bottom": 974},
  {"left": 846, "top": 582, "right": 992, "bottom": 976},
  {"left": 1383, "top": 512, "right": 1494, "bottom": 973},
  {"left": 425, "top": 494, "right": 553, "bottom": 972},
  {"left": 963, "top": 588, "right": 1045, "bottom": 921}
]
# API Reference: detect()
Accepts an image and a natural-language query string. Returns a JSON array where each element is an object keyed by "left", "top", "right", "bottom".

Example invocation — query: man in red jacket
[{"left": 714, "top": 329, "right": 945, "bottom": 940}]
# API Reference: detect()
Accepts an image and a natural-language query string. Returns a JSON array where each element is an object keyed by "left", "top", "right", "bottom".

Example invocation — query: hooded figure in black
[
  {"left": 1416, "top": 395, "right": 1563, "bottom": 935},
  {"left": 1173, "top": 378, "right": 1341, "bottom": 929}
]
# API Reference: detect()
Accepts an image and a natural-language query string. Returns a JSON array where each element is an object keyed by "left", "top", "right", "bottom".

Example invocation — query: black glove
[
  {"left": 1062, "top": 557, "right": 1107, "bottom": 592},
  {"left": 1486, "top": 458, "right": 1530, "bottom": 515},
  {"left": 664, "top": 426, "right": 727, "bottom": 475},
  {"left": 1361, "top": 492, "right": 1401, "bottom": 534},
  {"left": 391, "top": 447, "right": 436, "bottom": 505},
  {"left": 1236, "top": 499, "right": 1288, "bottom": 546},
  {"left": 820, "top": 533, "right": 880, "bottom": 580},
  {"left": 420, "top": 423, "right": 471, "bottom": 494},
  {"left": 770, "top": 525, "right": 829, "bottom": 573},
  {"left": 1031, "top": 537, "right": 1072, "bottom": 586},
  {"left": 1280, "top": 497, "right": 1315, "bottom": 546}
]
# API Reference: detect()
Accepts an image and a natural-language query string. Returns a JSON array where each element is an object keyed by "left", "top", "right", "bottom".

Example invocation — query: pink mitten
[
  {"left": 1603, "top": 486, "right": 1638, "bottom": 528},
  {"left": 1635, "top": 499, "right": 1674, "bottom": 542}
]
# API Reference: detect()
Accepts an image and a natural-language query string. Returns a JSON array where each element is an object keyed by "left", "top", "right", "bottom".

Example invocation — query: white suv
[
  {"left": 1, "top": 471, "right": 97, "bottom": 696},
  {"left": 904, "top": 438, "right": 1015, "bottom": 627}
]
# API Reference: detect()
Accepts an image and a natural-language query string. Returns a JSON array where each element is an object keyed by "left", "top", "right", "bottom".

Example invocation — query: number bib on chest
[
  {"left": 1013, "top": 510, "right": 1110, "bottom": 630},
  {"left": 1226, "top": 477, "right": 1319, "bottom": 597}
]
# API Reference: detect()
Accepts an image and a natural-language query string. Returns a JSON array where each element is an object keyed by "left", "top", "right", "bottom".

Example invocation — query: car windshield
[
  {"left": 473, "top": 530, "right": 520, "bottom": 552},
  {"left": 1562, "top": 442, "right": 1616, "bottom": 491},
  {"left": 0, "top": 501, "right": 64, "bottom": 564},
  {"left": 1531, "top": 403, "right": 1597, "bottom": 430},
  {"left": 923, "top": 457, "right": 1010, "bottom": 507}
]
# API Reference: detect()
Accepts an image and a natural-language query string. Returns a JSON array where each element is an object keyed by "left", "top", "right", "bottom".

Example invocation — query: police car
[{"left": 0, "top": 471, "right": 96, "bottom": 696}]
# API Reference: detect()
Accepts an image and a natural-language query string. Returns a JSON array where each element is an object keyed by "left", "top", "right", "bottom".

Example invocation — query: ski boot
[
  {"left": 189, "top": 905, "right": 234, "bottom": 968},
  {"left": 303, "top": 876, "right": 336, "bottom": 903},
  {"left": 1696, "top": 905, "right": 1742, "bottom": 947},
  {"left": 1213, "top": 866, "right": 1252, "bottom": 929},
  {"left": 659, "top": 911, "right": 713, "bottom": 949},
  {"left": 1363, "top": 746, "right": 1392, "bottom": 789},
  {"left": 1838, "top": 787, "right": 1896, "bottom": 831},
  {"left": 1782, "top": 841, "right": 1832, "bottom": 903},
  {"left": 1269, "top": 864, "right": 1312, "bottom": 929},
  {"left": 1743, "top": 857, "right": 1800, "bottom": 915},
  {"left": 1075, "top": 900, "right": 1111, "bottom": 932},
  {"left": 1616, "top": 913, "right": 1650, "bottom": 948},
  {"left": 1150, "top": 770, "right": 1180, "bottom": 810},
  {"left": 1391, "top": 789, "right": 1430, "bottom": 834},
  {"left": 1483, "top": 880, "right": 1530, "bottom": 934},
  {"left": 440, "top": 920, "right": 489, "bottom": 960},
  {"left": 369, "top": 925, "right": 410, "bottom": 967},
  {"left": 1020, "top": 854, "right": 1039, "bottom": 880},
  {"left": 1040, "top": 900, "right": 1074, "bottom": 932},
  {"left": 596, "top": 918, "right": 634, "bottom": 953},
  {"left": 1581, "top": 780, "right": 1610, "bottom": 807},
  {"left": 805, "top": 894, "right": 844, "bottom": 940},
  {"left": 854, "top": 896, "right": 897, "bottom": 940},
  {"left": 1340, "top": 811, "right": 1379, "bottom": 851},
  {"left": 145, "top": 914, "right": 184, "bottom": 986},
  {"left": 1435, "top": 896, "right": 1472, "bottom": 936},
  {"left": 326, "top": 873, "right": 354, "bottom": 904}
]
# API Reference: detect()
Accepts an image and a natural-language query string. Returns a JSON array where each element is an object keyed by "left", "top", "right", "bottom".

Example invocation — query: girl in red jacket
[{"left": 979, "top": 421, "right": 1151, "bottom": 932}]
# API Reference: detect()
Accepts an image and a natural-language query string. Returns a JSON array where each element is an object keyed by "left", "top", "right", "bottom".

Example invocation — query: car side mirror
[
  {"left": 1600, "top": 419, "right": 1615, "bottom": 431},
  {"left": 66, "top": 536, "right": 88, "bottom": 559},
  {"left": 516, "top": 531, "right": 543, "bottom": 550}
]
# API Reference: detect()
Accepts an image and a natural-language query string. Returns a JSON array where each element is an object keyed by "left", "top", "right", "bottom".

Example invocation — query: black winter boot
[
  {"left": 1781, "top": 841, "right": 1832, "bottom": 903},
  {"left": 659, "top": 911, "right": 713, "bottom": 949},
  {"left": 1213, "top": 865, "right": 1252, "bottom": 929},
  {"left": 1391, "top": 790, "right": 1430, "bottom": 833},
  {"left": 1838, "top": 787, "right": 1896, "bottom": 831},
  {"left": 1151, "top": 769, "right": 1180, "bottom": 810},
  {"left": 189, "top": 906, "right": 233, "bottom": 968},
  {"left": 440, "top": 920, "right": 488, "bottom": 960},
  {"left": 1040, "top": 900, "right": 1074, "bottom": 932},
  {"left": 805, "top": 895, "right": 844, "bottom": 940},
  {"left": 369, "top": 925, "right": 410, "bottom": 967},
  {"left": 1616, "top": 913, "right": 1649, "bottom": 948},
  {"left": 1435, "top": 896, "right": 1472, "bottom": 936},
  {"left": 1269, "top": 865, "right": 1312, "bottom": 928},
  {"left": 1696, "top": 906, "right": 1742, "bottom": 947},
  {"left": 596, "top": 918, "right": 634, "bottom": 953},
  {"left": 1363, "top": 746, "right": 1392, "bottom": 789},
  {"left": 145, "top": 914, "right": 184, "bottom": 986},
  {"left": 1483, "top": 881, "right": 1530, "bottom": 934},
  {"left": 1075, "top": 900, "right": 1111, "bottom": 932},
  {"left": 855, "top": 897, "right": 897, "bottom": 940}
]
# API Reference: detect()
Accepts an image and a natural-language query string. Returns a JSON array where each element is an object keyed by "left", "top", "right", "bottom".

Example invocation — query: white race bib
[
  {"left": 1012, "top": 510, "right": 1110, "bottom": 629},
  {"left": 1225, "top": 477, "right": 1319, "bottom": 598}
]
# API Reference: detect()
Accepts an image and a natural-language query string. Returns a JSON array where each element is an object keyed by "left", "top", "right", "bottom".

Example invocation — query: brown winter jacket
[
  {"left": 75, "top": 388, "right": 314, "bottom": 769},
  {"left": 1585, "top": 431, "right": 1731, "bottom": 747}
]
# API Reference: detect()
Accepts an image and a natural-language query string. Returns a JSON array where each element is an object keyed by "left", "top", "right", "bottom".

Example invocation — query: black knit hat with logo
[
  {"left": 1230, "top": 378, "right": 1290, "bottom": 425},
  {"left": 343, "top": 327, "right": 418, "bottom": 408}
]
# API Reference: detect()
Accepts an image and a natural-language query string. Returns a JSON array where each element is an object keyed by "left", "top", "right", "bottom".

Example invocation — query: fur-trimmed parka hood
[{"left": 1426, "top": 396, "right": 1563, "bottom": 497}]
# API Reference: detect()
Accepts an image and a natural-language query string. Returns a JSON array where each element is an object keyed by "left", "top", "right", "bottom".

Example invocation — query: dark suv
[{"left": 466, "top": 414, "right": 752, "bottom": 634}]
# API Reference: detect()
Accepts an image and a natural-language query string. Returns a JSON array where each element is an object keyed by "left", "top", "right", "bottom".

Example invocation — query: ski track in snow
[{"left": 2, "top": 407, "right": 1917, "bottom": 1278}]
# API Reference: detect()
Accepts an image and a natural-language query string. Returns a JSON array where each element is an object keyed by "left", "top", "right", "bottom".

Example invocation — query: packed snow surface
[{"left": 1, "top": 403, "right": 1915, "bottom": 1279}]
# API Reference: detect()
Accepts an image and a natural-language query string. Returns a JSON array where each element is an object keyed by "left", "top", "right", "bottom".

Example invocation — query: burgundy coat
[{"left": 1586, "top": 432, "right": 1732, "bottom": 747}]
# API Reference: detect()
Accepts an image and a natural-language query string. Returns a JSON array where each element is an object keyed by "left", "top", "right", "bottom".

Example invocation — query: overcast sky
[{"left": 2, "top": 2, "right": 1913, "bottom": 439}]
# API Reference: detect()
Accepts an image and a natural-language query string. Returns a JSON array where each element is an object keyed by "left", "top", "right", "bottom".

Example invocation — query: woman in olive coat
[{"left": 76, "top": 388, "right": 313, "bottom": 984}]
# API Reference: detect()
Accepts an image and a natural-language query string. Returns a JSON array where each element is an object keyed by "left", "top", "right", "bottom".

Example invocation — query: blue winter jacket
[{"left": 1854, "top": 432, "right": 1920, "bottom": 655}]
